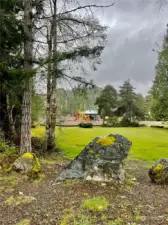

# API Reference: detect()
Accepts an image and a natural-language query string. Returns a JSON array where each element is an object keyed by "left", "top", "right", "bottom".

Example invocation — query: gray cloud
[{"left": 88, "top": 0, "right": 168, "bottom": 94}]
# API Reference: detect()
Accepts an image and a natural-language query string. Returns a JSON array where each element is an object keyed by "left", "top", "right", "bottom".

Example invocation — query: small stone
[
  {"left": 140, "top": 216, "right": 147, "bottom": 222},
  {"left": 118, "top": 195, "right": 127, "bottom": 199},
  {"left": 131, "top": 178, "right": 137, "bottom": 181},
  {"left": 101, "top": 183, "right": 106, "bottom": 186},
  {"left": 153, "top": 215, "right": 164, "bottom": 221},
  {"left": 19, "top": 192, "right": 23, "bottom": 195}
]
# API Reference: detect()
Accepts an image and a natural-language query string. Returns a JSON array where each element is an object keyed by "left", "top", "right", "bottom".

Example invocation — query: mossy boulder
[
  {"left": 56, "top": 134, "right": 132, "bottom": 183},
  {"left": 12, "top": 153, "right": 41, "bottom": 178},
  {"left": 149, "top": 158, "right": 168, "bottom": 184}
]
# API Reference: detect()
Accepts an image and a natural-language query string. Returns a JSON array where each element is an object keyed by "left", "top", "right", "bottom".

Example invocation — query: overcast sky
[{"left": 83, "top": 0, "right": 168, "bottom": 94}]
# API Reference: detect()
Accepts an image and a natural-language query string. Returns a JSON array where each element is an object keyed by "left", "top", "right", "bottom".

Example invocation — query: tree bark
[
  {"left": 20, "top": 0, "right": 33, "bottom": 154},
  {"left": 6, "top": 95, "right": 17, "bottom": 137},
  {"left": 46, "top": 0, "right": 57, "bottom": 151},
  {"left": 46, "top": 27, "right": 52, "bottom": 150},
  {"left": 0, "top": 88, "right": 9, "bottom": 138}
]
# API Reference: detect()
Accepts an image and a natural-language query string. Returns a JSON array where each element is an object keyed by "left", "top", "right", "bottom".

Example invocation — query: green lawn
[{"left": 32, "top": 127, "right": 168, "bottom": 161}]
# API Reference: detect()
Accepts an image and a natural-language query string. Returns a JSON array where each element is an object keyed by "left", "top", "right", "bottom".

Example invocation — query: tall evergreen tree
[
  {"left": 0, "top": 0, "right": 23, "bottom": 138},
  {"left": 151, "top": 26, "right": 168, "bottom": 121},
  {"left": 118, "top": 80, "right": 144, "bottom": 121},
  {"left": 95, "top": 85, "right": 118, "bottom": 118},
  {"left": 119, "top": 80, "right": 136, "bottom": 120}
]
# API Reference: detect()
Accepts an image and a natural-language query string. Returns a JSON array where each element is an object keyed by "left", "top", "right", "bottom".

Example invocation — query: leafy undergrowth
[{"left": 0, "top": 157, "right": 168, "bottom": 225}]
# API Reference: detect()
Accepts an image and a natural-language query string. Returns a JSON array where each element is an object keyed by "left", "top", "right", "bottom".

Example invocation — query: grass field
[{"left": 32, "top": 127, "right": 168, "bottom": 161}]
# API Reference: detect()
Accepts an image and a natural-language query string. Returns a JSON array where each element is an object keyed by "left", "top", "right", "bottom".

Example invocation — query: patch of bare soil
[{"left": 0, "top": 158, "right": 168, "bottom": 225}]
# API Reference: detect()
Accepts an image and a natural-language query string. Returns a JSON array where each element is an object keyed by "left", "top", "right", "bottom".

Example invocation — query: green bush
[
  {"left": 119, "top": 117, "right": 131, "bottom": 127},
  {"left": 151, "top": 125, "right": 164, "bottom": 129},
  {"left": 79, "top": 123, "right": 93, "bottom": 128},
  {"left": 139, "top": 124, "right": 147, "bottom": 127},
  {"left": 119, "top": 117, "right": 139, "bottom": 127},
  {"left": 106, "top": 116, "right": 119, "bottom": 126},
  {"left": 130, "top": 122, "right": 140, "bottom": 127},
  {"left": 0, "top": 138, "right": 19, "bottom": 157}
]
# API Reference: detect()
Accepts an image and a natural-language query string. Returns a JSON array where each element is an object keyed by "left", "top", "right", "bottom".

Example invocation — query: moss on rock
[
  {"left": 22, "top": 153, "right": 34, "bottom": 159},
  {"left": 12, "top": 153, "right": 41, "bottom": 179},
  {"left": 154, "top": 163, "right": 163, "bottom": 173},
  {"left": 96, "top": 136, "right": 116, "bottom": 146},
  {"left": 149, "top": 158, "right": 168, "bottom": 184}
]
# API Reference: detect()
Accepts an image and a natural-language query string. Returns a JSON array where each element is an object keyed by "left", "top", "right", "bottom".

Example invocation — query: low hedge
[
  {"left": 79, "top": 123, "right": 93, "bottom": 128},
  {"left": 151, "top": 125, "right": 164, "bottom": 129}
]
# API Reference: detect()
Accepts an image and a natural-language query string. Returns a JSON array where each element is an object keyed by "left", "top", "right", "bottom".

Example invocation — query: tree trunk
[
  {"left": 46, "top": 30, "right": 52, "bottom": 150},
  {"left": 0, "top": 88, "right": 9, "bottom": 138},
  {"left": 6, "top": 95, "right": 17, "bottom": 137},
  {"left": 46, "top": 0, "right": 57, "bottom": 151},
  {"left": 20, "top": 0, "right": 33, "bottom": 154}
]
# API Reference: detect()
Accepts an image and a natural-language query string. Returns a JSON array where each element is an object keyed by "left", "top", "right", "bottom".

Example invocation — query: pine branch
[
  {"left": 36, "top": 2, "right": 115, "bottom": 20},
  {"left": 64, "top": 74, "right": 97, "bottom": 88}
]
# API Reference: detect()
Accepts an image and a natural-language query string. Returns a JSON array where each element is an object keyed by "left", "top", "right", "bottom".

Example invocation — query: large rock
[
  {"left": 12, "top": 153, "right": 41, "bottom": 178},
  {"left": 56, "top": 134, "right": 132, "bottom": 183},
  {"left": 149, "top": 158, "right": 168, "bottom": 184}
]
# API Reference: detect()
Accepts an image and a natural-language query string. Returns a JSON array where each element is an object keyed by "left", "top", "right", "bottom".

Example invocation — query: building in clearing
[{"left": 82, "top": 110, "right": 99, "bottom": 121}]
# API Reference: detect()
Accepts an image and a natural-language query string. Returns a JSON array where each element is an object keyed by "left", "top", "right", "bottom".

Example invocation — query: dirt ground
[{"left": 0, "top": 157, "right": 168, "bottom": 225}]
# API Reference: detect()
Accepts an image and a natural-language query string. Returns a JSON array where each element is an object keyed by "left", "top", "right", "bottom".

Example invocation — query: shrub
[
  {"left": 119, "top": 117, "right": 139, "bottom": 127},
  {"left": 79, "top": 123, "right": 93, "bottom": 128},
  {"left": 139, "top": 124, "right": 147, "bottom": 127},
  {"left": 119, "top": 117, "right": 131, "bottom": 127},
  {"left": 0, "top": 147, "right": 19, "bottom": 171},
  {"left": 151, "top": 125, "right": 164, "bottom": 129},
  {"left": 106, "top": 116, "right": 119, "bottom": 127},
  {"left": 130, "top": 122, "right": 140, "bottom": 127},
  {"left": 0, "top": 133, "right": 19, "bottom": 171},
  {"left": 31, "top": 137, "right": 46, "bottom": 156},
  {"left": 0, "top": 137, "right": 19, "bottom": 158}
]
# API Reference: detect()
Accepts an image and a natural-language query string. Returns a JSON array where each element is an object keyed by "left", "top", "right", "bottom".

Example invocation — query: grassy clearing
[{"left": 32, "top": 127, "right": 168, "bottom": 161}]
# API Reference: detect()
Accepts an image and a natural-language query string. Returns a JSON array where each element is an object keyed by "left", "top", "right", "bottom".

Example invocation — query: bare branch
[
  {"left": 35, "top": 2, "right": 115, "bottom": 20},
  {"left": 58, "top": 3, "right": 115, "bottom": 16}
]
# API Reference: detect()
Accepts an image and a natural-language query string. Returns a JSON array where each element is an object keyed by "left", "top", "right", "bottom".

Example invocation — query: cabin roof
[{"left": 82, "top": 110, "right": 98, "bottom": 115}]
